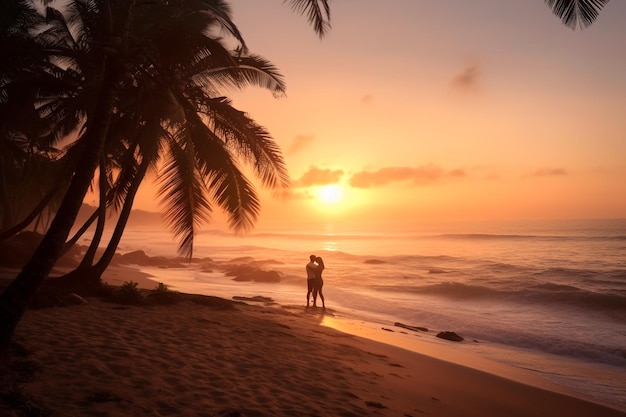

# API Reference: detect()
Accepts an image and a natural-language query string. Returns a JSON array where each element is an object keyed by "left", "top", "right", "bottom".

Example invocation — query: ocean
[{"left": 113, "top": 218, "right": 626, "bottom": 411}]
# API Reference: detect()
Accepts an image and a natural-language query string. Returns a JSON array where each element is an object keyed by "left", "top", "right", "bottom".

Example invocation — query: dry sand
[{"left": 1, "top": 267, "right": 625, "bottom": 417}]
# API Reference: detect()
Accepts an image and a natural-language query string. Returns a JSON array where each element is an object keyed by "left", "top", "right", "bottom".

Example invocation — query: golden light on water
[{"left": 322, "top": 240, "right": 338, "bottom": 252}]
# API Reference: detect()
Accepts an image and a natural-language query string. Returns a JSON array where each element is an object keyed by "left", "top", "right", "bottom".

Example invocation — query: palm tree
[
  {"left": 0, "top": 0, "right": 132, "bottom": 352},
  {"left": 0, "top": 0, "right": 331, "bottom": 350},
  {"left": 545, "top": 0, "right": 609, "bottom": 30},
  {"left": 48, "top": 0, "right": 290, "bottom": 287},
  {"left": 0, "top": 0, "right": 216, "bottom": 348}
]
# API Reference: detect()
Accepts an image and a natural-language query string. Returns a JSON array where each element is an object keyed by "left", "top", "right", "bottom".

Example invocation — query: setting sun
[{"left": 317, "top": 184, "right": 343, "bottom": 204}]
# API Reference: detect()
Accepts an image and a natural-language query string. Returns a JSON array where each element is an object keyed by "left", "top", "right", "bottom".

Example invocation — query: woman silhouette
[{"left": 312, "top": 256, "right": 325, "bottom": 308}]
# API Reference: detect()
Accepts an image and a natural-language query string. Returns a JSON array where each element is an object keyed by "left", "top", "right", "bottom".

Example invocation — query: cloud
[
  {"left": 524, "top": 168, "right": 568, "bottom": 178},
  {"left": 450, "top": 64, "right": 481, "bottom": 92},
  {"left": 360, "top": 94, "right": 374, "bottom": 104},
  {"left": 349, "top": 165, "right": 466, "bottom": 188},
  {"left": 467, "top": 165, "right": 500, "bottom": 180},
  {"left": 295, "top": 166, "right": 345, "bottom": 187},
  {"left": 286, "top": 189, "right": 313, "bottom": 200},
  {"left": 483, "top": 172, "right": 500, "bottom": 180},
  {"left": 286, "top": 134, "right": 315, "bottom": 155}
]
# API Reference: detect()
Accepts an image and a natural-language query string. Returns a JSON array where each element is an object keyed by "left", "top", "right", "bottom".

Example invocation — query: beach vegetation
[
  {"left": 147, "top": 282, "right": 180, "bottom": 305},
  {"left": 155, "top": 282, "right": 169, "bottom": 293},
  {"left": 114, "top": 281, "right": 142, "bottom": 305}
]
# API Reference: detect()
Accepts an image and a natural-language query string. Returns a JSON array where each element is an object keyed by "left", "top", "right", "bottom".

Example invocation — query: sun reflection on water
[{"left": 322, "top": 240, "right": 338, "bottom": 252}]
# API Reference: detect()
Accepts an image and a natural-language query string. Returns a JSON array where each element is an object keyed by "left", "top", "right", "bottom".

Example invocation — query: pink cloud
[
  {"left": 524, "top": 168, "right": 568, "bottom": 177},
  {"left": 286, "top": 134, "right": 315, "bottom": 155},
  {"left": 450, "top": 64, "right": 481, "bottom": 92},
  {"left": 295, "top": 166, "right": 345, "bottom": 187},
  {"left": 349, "top": 165, "right": 466, "bottom": 188},
  {"left": 360, "top": 94, "right": 374, "bottom": 104}
]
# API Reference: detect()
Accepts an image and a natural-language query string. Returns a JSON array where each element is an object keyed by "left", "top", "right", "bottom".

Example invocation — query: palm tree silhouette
[{"left": 0, "top": 0, "right": 331, "bottom": 349}]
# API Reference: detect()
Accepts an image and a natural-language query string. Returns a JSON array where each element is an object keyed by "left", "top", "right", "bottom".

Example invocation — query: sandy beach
[{"left": 0, "top": 267, "right": 623, "bottom": 417}]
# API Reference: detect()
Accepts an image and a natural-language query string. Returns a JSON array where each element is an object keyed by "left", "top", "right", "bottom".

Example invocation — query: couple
[{"left": 306, "top": 255, "right": 325, "bottom": 308}]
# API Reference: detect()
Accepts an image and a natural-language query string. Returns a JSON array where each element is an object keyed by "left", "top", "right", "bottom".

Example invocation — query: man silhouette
[{"left": 305, "top": 254, "right": 318, "bottom": 307}]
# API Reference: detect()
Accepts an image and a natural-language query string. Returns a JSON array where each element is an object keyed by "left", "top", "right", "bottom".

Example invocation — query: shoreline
[
  {"left": 5, "top": 292, "right": 625, "bottom": 416},
  {"left": 2, "top": 266, "right": 625, "bottom": 415},
  {"left": 119, "top": 263, "right": 626, "bottom": 412},
  {"left": 61, "top": 265, "right": 626, "bottom": 412}
]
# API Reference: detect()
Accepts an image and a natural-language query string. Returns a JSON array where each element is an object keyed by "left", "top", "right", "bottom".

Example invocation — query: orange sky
[{"left": 125, "top": 1, "right": 626, "bottom": 232}]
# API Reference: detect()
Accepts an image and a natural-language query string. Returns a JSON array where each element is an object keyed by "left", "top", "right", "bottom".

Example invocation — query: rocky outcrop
[
  {"left": 224, "top": 265, "right": 282, "bottom": 283},
  {"left": 436, "top": 331, "right": 464, "bottom": 342},
  {"left": 394, "top": 322, "right": 428, "bottom": 332},
  {"left": 232, "top": 295, "right": 275, "bottom": 303},
  {"left": 0, "top": 231, "right": 83, "bottom": 268}
]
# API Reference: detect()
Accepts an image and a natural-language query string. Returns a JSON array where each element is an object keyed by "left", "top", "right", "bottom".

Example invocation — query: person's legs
[
  {"left": 306, "top": 279, "right": 313, "bottom": 307},
  {"left": 312, "top": 287, "right": 318, "bottom": 306},
  {"left": 318, "top": 285, "right": 325, "bottom": 308}
]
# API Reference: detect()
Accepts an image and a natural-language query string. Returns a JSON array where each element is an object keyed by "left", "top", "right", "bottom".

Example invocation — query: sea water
[{"left": 112, "top": 218, "right": 626, "bottom": 410}]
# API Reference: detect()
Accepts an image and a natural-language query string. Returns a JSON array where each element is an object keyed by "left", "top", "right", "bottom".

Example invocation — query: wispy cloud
[
  {"left": 524, "top": 168, "right": 568, "bottom": 178},
  {"left": 468, "top": 165, "right": 500, "bottom": 181},
  {"left": 286, "top": 134, "right": 315, "bottom": 155},
  {"left": 287, "top": 189, "right": 313, "bottom": 200},
  {"left": 295, "top": 166, "right": 345, "bottom": 187},
  {"left": 360, "top": 94, "right": 374, "bottom": 104},
  {"left": 450, "top": 64, "right": 481, "bottom": 92},
  {"left": 349, "top": 165, "right": 466, "bottom": 188}
]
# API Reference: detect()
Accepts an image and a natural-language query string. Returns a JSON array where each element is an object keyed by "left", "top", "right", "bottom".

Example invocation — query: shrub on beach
[
  {"left": 113, "top": 281, "right": 143, "bottom": 305},
  {"left": 146, "top": 282, "right": 180, "bottom": 305}
]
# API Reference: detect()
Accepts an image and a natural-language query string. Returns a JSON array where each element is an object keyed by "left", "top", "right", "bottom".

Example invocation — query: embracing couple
[{"left": 306, "top": 255, "right": 325, "bottom": 308}]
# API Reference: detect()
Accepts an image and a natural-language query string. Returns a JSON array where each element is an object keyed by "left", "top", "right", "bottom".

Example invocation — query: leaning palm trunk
[
  {"left": 57, "top": 154, "right": 150, "bottom": 286},
  {"left": 61, "top": 176, "right": 128, "bottom": 258},
  {"left": 0, "top": 61, "right": 119, "bottom": 350},
  {"left": 60, "top": 208, "right": 99, "bottom": 256},
  {"left": 77, "top": 157, "right": 109, "bottom": 270},
  {"left": 90, "top": 154, "right": 151, "bottom": 281}
]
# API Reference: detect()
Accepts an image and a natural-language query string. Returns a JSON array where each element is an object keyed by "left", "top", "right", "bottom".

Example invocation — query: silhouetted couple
[{"left": 306, "top": 254, "right": 325, "bottom": 308}]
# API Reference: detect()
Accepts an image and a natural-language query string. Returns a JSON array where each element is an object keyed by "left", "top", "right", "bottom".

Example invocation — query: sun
[{"left": 317, "top": 184, "right": 344, "bottom": 204}]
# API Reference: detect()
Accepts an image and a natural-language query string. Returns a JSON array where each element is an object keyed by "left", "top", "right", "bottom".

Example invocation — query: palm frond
[
  {"left": 0, "top": 0, "right": 43, "bottom": 36},
  {"left": 206, "top": 160, "right": 260, "bottom": 233},
  {"left": 192, "top": 53, "right": 286, "bottom": 97},
  {"left": 178, "top": 109, "right": 262, "bottom": 232},
  {"left": 545, "top": 0, "right": 609, "bottom": 30},
  {"left": 284, "top": 0, "right": 331, "bottom": 38},
  {"left": 158, "top": 129, "right": 212, "bottom": 258},
  {"left": 199, "top": 97, "right": 290, "bottom": 192},
  {"left": 186, "top": 0, "right": 248, "bottom": 52}
]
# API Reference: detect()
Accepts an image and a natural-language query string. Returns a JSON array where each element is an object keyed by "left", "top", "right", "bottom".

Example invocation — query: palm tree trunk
[
  {"left": 78, "top": 157, "right": 108, "bottom": 270},
  {"left": 60, "top": 208, "right": 98, "bottom": 256},
  {"left": 61, "top": 176, "right": 124, "bottom": 257},
  {"left": 0, "top": 63, "right": 118, "bottom": 350},
  {"left": 0, "top": 154, "right": 11, "bottom": 230},
  {"left": 91, "top": 156, "right": 149, "bottom": 280}
]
